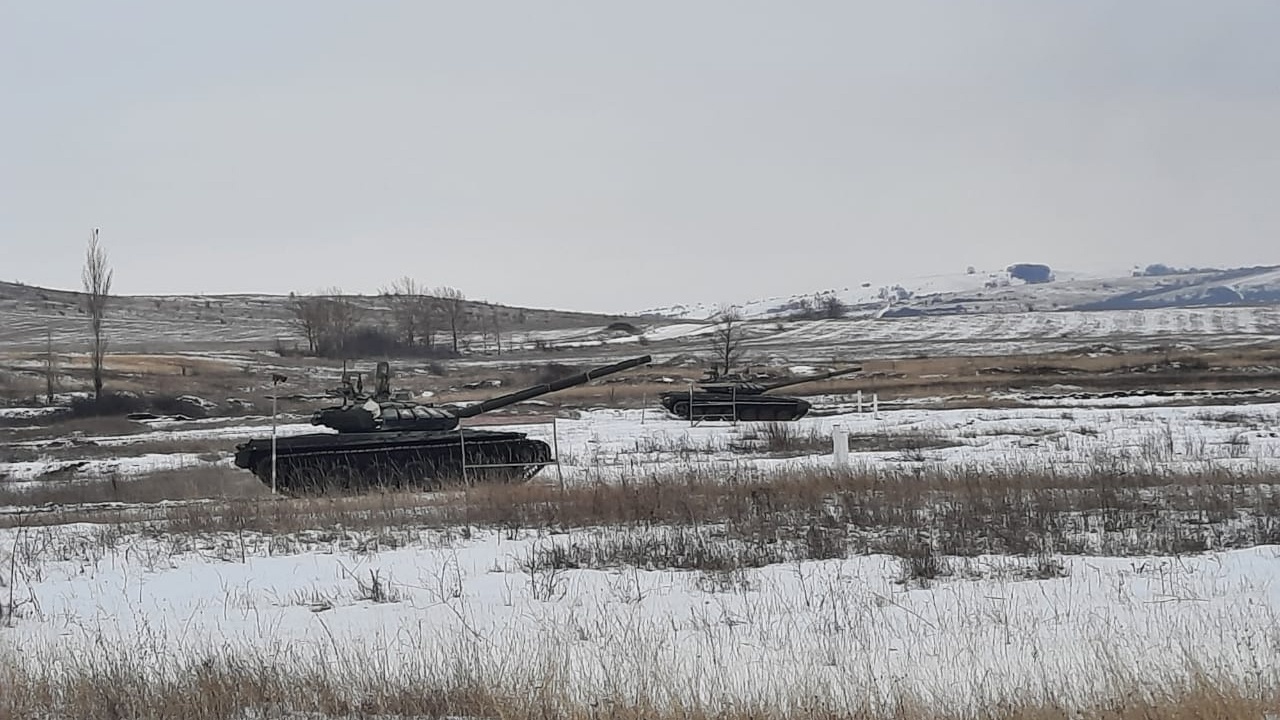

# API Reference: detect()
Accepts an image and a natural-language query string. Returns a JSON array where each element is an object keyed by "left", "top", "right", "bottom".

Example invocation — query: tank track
[{"left": 235, "top": 430, "right": 553, "bottom": 495}]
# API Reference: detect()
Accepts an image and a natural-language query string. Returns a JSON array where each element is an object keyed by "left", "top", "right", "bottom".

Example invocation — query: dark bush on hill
[{"left": 1007, "top": 263, "right": 1053, "bottom": 284}]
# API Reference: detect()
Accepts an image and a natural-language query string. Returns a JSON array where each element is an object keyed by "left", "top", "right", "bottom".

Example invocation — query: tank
[
  {"left": 233, "top": 355, "right": 652, "bottom": 494},
  {"left": 659, "top": 365, "right": 862, "bottom": 421}
]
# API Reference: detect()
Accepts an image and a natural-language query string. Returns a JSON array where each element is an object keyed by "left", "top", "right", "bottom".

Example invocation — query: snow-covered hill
[{"left": 642, "top": 265, "right": 1280, "bottom": 321}]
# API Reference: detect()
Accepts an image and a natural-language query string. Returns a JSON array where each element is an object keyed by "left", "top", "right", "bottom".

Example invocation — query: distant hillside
[
  {"left": 643, "top": 265, "right": 1280, "bottom": 321},
  {"left": 0, "top": 281, "right": 650, "bottom": 352}
]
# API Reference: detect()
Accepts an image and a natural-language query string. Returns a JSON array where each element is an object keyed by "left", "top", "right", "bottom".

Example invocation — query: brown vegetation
[
  {"left": 5, "top": 343, "right": 1278, "bottom": 419},
  {"left": 7, "top": 466, "right": 1277, "bottom": 563},
  {"left": 0, "top": 466, "right": 267, "bottom": 507},
  {"left": 0, "top": 650, "right": 1274, "bottom": 720}
]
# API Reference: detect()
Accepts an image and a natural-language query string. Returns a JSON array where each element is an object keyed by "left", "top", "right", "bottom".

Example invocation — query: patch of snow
[{"left": 0, "top": 406, "right": 68, "bottom": 420}]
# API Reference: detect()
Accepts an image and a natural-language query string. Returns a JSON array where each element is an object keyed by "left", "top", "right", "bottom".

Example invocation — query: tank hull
[
  {"left": 233, "top": 429, "right": 552, "bottom": 494},
  {"left": 658, "top": 392, "right": 812, "bottom": 422}
]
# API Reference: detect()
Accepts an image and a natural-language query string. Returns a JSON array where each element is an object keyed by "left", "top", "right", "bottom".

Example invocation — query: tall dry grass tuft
[
  {"left": 0, "top": 647, "right": 1276, "bottom": 720},
  {"left": 6, "top": 464, "right": 1276, "bottom": 562}
]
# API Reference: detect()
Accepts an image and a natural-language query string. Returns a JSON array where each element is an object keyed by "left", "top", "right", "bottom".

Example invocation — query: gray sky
[{"left": 3, "top": 1, "right": 1278, "bottom": 314}]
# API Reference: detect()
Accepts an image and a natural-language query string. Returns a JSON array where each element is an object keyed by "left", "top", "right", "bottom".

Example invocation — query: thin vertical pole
[
  {"left": 271, "top": 389, "right": 278, "bottom": 494},
  {"left": 460, "top": 426, "right": 468, "bottom": 485},
  {"left": 553, "top": 417, "right": 563, "bottom": 491},
  {"left": 269, "top": 373, "right": 286, "bottom": 493}
]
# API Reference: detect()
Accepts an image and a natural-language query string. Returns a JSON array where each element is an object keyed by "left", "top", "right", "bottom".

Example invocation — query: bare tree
[
  {"left": 434, "top": 286, "right": 467, "bottom": 353},
  {"left": 318, "top": 287, "right": 360, "bottom": 356},
  {"left": 381, "top": 276, "right": 437, "bottom": 351},
  {"left": 706, "top": 306, "right": 747, "bottom": 377},
  {"left": 820, "top": 295, "right": 847, "bottom": 319},
  {"left": 791, "top": 297, "right": 816, "bottom": 320},
  {"left": 289, "top": 288, "right": 361, "bottom": 357},
  {"left": 289, "top": 293, "right": 324, "bottom": 354},
  {"left": 490, "top": 308, "right": 502, "bottom": 355},
  {"left": 82, "top": 228, "right": 113, "bottom": 402},
  {"left": 44, "top": 328, "right": 57, "bottom": 405}
]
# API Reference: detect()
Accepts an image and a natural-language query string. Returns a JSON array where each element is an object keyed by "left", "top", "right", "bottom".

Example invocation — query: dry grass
[
  {"left": 7, "top": 344, "right": 1276, "bottom": 420},
  {"left": 8, "top": 465, "right": 1277, "bottom": 560},
  {"left": 731, "top": 422, "right": 959, "bottom": 457},
  {"left": 403, "top": 346, "right": 1280, "bottom": 411},
  {"left": 1, "top": 435, "right": 233, "bottom": 464},
  {"left": 0, "top": 414, "right": 144, "bottom": 436},
  {"left": 0, "top": 466, "right": 267, "bottom": 508},
  {"left": 0, "top": 648, "right": 1274, "bottom": 720}
]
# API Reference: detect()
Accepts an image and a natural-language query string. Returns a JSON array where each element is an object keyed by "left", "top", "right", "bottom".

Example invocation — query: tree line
[{"left": 289, "top": 277, "right": 505, "bottom": 359}]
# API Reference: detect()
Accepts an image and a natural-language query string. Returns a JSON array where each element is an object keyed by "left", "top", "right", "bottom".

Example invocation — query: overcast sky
[{"left": 2, "top": 1, "right": 1277, "bottom": 313}]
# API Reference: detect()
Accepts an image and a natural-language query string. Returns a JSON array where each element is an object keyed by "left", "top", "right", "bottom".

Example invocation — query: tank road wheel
[{"left": 672, "top": 401, "right": 691, "bottom": 419}]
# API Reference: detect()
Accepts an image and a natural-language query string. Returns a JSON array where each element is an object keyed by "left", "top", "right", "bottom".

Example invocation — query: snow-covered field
[
  {"left": 510, "top": 402, "right": 1280, "bottom": 482},
  {"left": 509, "top": 305, "right": 1280, "bottom": 361},
  {"left": 2, "top": 523, "right": 1277, "bottom": 713},
  {"left": 3, "top": 398, "right": 1280, "bottom": 714},
  {"left": 642, "top": 266, "right": 1280, "bottom": 320}
]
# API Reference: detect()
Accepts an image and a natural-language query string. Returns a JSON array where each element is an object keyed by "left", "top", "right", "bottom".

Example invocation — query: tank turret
[{"left": 692, "top": 365, "right": 863, "bottom": 396}]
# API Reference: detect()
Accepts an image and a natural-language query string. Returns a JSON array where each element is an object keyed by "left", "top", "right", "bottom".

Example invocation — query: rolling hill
[
  {"left": 0, "top": 281, "right": 647, "bottom": 352},
  {"left": 642, "top": 265, "right": 1280, "bottom": 321}
]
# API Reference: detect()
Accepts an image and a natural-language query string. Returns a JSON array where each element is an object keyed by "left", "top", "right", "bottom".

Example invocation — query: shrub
[
  {"left": 1007, "top": 263, "right": 1054, "bottom": 284},
  {"left": 68, "top": 392, "right": 147, "bottom": 418}
]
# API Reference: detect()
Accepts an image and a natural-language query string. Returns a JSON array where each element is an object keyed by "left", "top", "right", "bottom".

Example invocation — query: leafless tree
[
  {"left": 289, "top": 287, "right": 361, "bottom": 357},
  {"left": 490, "top": 308, "right": 502, "bottom": 355},
  {"left": 434, "top": 286, "right": 467, "bottom": 353},
  {"left": 820, "top": 295, "right": 847, "bottom": 319},
  {"left": 81, "top": 228, "right": 113, "bottom": 402},
  {"left": 44, "top": 328, "right": 57, "bottom": 405},
  {"left": 290, "top": 293, "right": 324, "bottom": 354},
  {"left": 707, "top": 306, "right": 747, "bottom": 377},
  {"left": 791, "top": 297, "right": 816, "bottom": 320},
  {"left": 321, "top": 287, "right": 361, "bottom": 356},
  {"left": 381, "top": 276, "right": 437, "bottom": 350}
]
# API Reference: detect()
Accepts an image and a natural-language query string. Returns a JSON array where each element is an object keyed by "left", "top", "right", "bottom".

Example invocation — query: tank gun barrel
[
  {"left": 761, "top": 365, "right": 862, "bottom": 392},
  {"left": 452, "top": 355, "right": 652, "bottom": 418}
]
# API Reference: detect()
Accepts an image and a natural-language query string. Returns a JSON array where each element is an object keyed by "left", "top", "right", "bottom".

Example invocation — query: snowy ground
[
  {"left": 502, "top": 402, "right": 1280, "bottom": 483},
  {"left": 641, "top": 266, "right": 1280, "bottom": 320},
  {"left": 3, "top": 398, "right": 1280, "bottom": 713},
  {"left": 1, "top": 519, "right": 1277, "bottom": 712},
  {"left": 463, "top": 305, "right": 1280, "bottom": 370}
]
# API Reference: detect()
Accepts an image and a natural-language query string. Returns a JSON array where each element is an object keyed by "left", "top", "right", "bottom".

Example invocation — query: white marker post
[
  {"left": 832, "top": 423, "right": 849, "bottom": 467},
  {"left": 856, "top": 389, "right": 863, "bottom": 413},
  {"left": 270, "top": 373, "right": 287, "bottom": 494}
]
